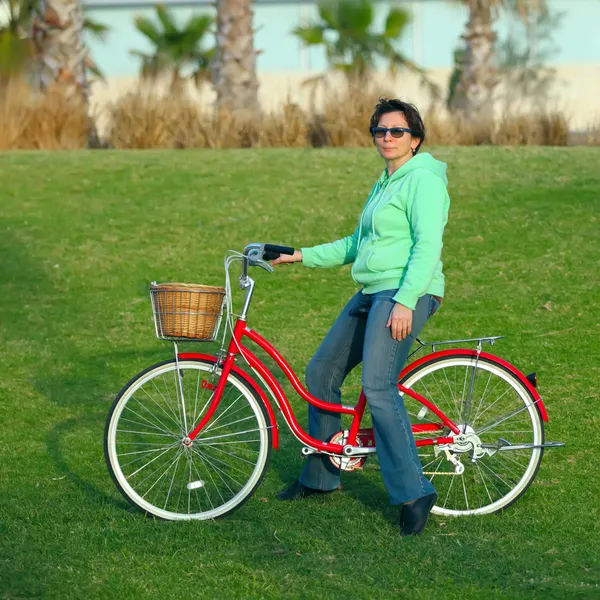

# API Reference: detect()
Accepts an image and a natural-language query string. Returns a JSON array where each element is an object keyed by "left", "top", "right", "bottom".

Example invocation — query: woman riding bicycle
[{"left": 273, "top": 98, "right": 450, "bottom": 536}]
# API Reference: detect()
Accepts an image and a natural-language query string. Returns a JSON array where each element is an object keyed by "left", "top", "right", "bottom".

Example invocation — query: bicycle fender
[
  {"left": 399, "top": 349, "right": 548, "bottom": 422},
  {"left": 178, "top": 352, "right": 279, "bottom": 448}
]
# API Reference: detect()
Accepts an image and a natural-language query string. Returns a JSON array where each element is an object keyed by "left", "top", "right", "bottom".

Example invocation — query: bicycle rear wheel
[
  {"left": 400, "top": 353, "right": 544, "bottom": 516},
  {"left": 105, "top": 358, "right": 272, "bottom": 520}
]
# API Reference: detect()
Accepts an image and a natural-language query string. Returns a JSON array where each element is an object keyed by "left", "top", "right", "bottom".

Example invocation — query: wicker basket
[{"left": 150, "top": 282, "right": 226, "bottom": 341}]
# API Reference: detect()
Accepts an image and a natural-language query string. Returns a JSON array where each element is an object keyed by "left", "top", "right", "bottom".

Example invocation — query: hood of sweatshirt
[{"left": 380, "top": 152, "right": 448, "bottom": 187}]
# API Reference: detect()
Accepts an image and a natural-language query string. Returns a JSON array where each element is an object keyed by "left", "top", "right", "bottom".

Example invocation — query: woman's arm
[
  {"left": 392, "top": 173, "right": 449, "bottom": 310},
  {"left": 288, "top": 225, "right": 361, "bottom": 268},
  {"left": 271, "top": 225, "right": 361, "bottom": 267}
]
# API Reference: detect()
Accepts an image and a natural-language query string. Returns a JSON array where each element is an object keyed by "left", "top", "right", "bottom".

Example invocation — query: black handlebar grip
[{"left": 264, "top": 244, "right": 295, "bottom": 256}]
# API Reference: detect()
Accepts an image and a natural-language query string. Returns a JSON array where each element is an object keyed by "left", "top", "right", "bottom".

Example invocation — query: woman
[{"left": 272, "top": 98, "right": 450, "bottom": 536}]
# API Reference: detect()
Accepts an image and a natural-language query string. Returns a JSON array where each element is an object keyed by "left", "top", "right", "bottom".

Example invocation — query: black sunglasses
[{"left": 370, "top": 126, "right": 415, "bottom": 139}]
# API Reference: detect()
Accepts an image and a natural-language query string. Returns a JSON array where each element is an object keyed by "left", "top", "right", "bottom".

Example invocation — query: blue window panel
[
  {"left": 550, "top": 0, "right": 600, "bottom": 63},
  {"left": 255, "top": 4, "right": 303, "bottom": 71},
  {"left": 300, "top": 2, "right": 328, "bottom": 72},
  {"left": 419, "top": 0, "right": 467, "bottom": 69}
]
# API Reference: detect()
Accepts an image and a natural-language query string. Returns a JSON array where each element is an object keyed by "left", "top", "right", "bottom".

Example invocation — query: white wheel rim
[
  {"left": 107, "top": 361, "right": 269, "bottom": 520},
  {"left": 402, "top": 357, "right": 543, "bottom": 516}
]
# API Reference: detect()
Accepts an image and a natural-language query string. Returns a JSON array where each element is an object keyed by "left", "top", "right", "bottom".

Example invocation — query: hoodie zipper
[{"left": 357, "top": 175, "right": 390, "bottom": 249}]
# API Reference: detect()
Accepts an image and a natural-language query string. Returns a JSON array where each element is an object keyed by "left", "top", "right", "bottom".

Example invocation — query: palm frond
[
  {"left": 337, "top": 0, "right": 372, "bottom": 33},
  {"left": 134, "top": 16, "right": 163, "bottom": 46},
  {"left": 293, "top": 25, "right": 326, "bottom": 46},
  {"left": 155, "top": 3, "right": 178, "bottom": 37},
  {"left": 131, "top": 5, "right": 214, "bottom": 83},
  {"left": 317, "top": 1, "right": 340, "bottom": 30},
  {"left": 185, "top": 14, "right": 214, "bottom": 38},
  {"left": 83, "top": 17, "right": 110, "bottom": 42},
  {"left": 384, "top": 8, "right": 409, "bottom": 39},
  {"left": 84, "top": 55, "right": 105, "bottom": 80}
]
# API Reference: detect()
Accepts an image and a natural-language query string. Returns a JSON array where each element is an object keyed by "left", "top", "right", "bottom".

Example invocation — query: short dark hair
[{"left": 369, "top": 98, "right": 426, "bottom": 154}]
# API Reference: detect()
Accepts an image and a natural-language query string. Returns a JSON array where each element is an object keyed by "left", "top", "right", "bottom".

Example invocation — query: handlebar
[
  {"left": 240, "top": 243, "right": 296, "bottom": 281},
  {"left": 232, "top": 243, "right": 297, "bottom": 318},
  {"left": 263, "top": 244, "right": 295, "bottom": 261}
]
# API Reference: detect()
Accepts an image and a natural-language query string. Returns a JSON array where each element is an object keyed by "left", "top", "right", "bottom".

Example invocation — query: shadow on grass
[
  {"left": 46, "top": 411, "right": 130, "bottom": 512},
  {"left": 268, "top": 437, "right": 399, "bottom": 526},
  {"left": 39, "top": 348, "right": 172, "bottom": 512},
  {"left": 34, "top": 347, "right": 168, "bottom": 408}
]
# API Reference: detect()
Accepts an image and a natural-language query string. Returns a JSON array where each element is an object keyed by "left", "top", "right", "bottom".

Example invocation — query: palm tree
[
  {"left": 25, "top": 0, "right": 108, "bottom": 146},
  {"left": 212, "top": 0, "right": 260, "bottom": 115},
  {"left": 293, "top": 0, "right": 436, "bottom": 93},
  {"left": 0, "top": 0, "right": 34, "bottom": 82},
  {"left": 2, "top": 0, "right": 107, "bottom": 85},
  {"left": 131, "top": 4, "right": 214, "bottom": 92},
  {"left": 30, "top": 0, "right": 107, "bottom": 97},
  {"left": 448, "top": 0, "right": 545, "bottom": 118}
]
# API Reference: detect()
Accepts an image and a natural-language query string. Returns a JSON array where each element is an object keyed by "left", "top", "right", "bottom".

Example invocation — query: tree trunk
[
  {"left": 31, "top": 0, "right": 89, "bottom": 97},
  {"left": 212, "top": 0, "right": 260, "bottom": 116},
  {"left": 31, "top": 0, "right": 99, "bottom": 145},
  {"left": 449, "top": 0, "right": 497, "bottom": 120}
]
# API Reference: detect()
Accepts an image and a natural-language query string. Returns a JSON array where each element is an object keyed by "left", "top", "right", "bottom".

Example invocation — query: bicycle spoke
[
  {"left": 125, "top": 442, "right": 178, "bottom": 478},
  {"left": 159, "top": 376, "right": 183, "bottom": 430},
  {"left": 442, "top": 367, "right": 461, "bottom": 418},
  {"left": 117, "top": 429, "right": 177, "bottom": 438},
  {"left": 121, "top": 403, "right": 178, "bottom": 437},
  {"left": 164, "top": 451, "right": 184, "bottom": 510},
  {"left": 399, "top": 356, "right": 544, "bottom": 516},
  {"left": 194, "top": 447, "right": 236, "bottom": 496},
  {"left": 442, "top": 471, "right": 457, "bottom": 508},
  {"left": 140, "top": 384, "right": 183, "bottom": 432},
  {"left": 475, "top": 461, "right": 494, "bottom": 505},
  {"left": 201, "top": 443, "right": 259, "bottom": 466},
  {"left": 191, "top": 368, "right": 202, "bottom": 426},
  {"left": 188, "top": 451, "right": 216, "bottom": 512},
  {"left": 142, "top": 448, "right": 183, "bottom": 500},
  {"left": 201, "top": 415, "right": 257, "bottom": 435},
  {"left": 189, "top": 445, "right": 245, "bottom": 488},
  {"left": 202, "top": 392, "right": 245, "bottom": 433},
  {"left": 191, "top": 444, "right": 253, "bottom": 479},
  {"left": 470, "top": 386, "right": 514, "bottom": 427},
  {"left": 196, "top": 426, "right": 269, "bottom": 443},
  {"left": 201, "top": 440, "right": 261, "bottom": 449},
  {"left": 461, "top": 474, "right": 470, "bottom": 511},
  {"left": 476, "top": 402, "right": 534, "bottom": 436},
  {"left": 471, "top": 370, "right": 494, "bottom": 424}
]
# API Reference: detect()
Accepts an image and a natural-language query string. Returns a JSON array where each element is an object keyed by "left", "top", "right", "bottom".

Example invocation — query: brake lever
[{"left": 255, "top": 259, "right": 274, "bottom": 274}]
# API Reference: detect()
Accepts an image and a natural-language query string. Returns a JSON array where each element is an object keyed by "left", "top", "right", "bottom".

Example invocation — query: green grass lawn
[{"left": 1, "top": 147, "right": 599, "bottom": 599}]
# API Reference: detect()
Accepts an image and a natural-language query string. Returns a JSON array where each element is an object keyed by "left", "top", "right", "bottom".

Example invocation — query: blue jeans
[{"left": 298, "top": 289, "right": 440, "bottom": 505}]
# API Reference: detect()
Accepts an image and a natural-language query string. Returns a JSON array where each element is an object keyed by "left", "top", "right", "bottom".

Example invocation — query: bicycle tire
[
  {"left": 105, "top": 358, "right": 272, "bottom": 520},
  {"left": 400, "top": 353, "right": 544, "bottom": 516}
]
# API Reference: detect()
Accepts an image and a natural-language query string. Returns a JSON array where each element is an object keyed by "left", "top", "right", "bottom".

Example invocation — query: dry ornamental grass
[
  {"left": 0, "top": 79, "right": 88, "bottom": 150},
  {"left": 1, "top": 79, "right": 598, "bottom": 149}
]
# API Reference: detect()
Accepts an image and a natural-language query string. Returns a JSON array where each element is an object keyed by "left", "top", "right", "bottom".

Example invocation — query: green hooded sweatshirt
[{"left": 301, "top": 152, "right": 450, "bottom": 310}]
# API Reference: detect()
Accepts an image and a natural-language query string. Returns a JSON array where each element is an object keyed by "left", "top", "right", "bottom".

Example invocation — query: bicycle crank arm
[
  {"left": 481, "top": 441, "right": 565, "bottom": 451},
  {"left": 301, "top": 446, "right": 378, "bottom": 458},
  {"left": 343, "top": 446, "right": 377, "bottom": 457}
]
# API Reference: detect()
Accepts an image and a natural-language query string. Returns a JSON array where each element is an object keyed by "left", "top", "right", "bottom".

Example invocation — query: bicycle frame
[{"left": 182, "top": 315, "right": 460, "bottom": 455}]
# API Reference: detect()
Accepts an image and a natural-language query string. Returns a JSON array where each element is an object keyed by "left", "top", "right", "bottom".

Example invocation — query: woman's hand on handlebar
[{"left": 272, "top": 250, "right": 303, "bottom": 266}]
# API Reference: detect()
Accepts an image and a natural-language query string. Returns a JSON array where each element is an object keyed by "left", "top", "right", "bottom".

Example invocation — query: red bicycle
[{"left": 105, "top": 243, "right": 564, "bottom": 520}]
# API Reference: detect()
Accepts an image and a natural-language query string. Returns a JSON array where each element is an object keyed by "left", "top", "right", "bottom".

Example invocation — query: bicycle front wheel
[
  {"left": 105, "top": 358, "right": 272, "bottom": 520},
  {"left": 400, "top": 353, "right": 544, "bottom": 516}
]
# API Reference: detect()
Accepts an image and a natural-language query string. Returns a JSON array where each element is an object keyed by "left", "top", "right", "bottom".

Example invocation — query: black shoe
[
  {"left": 276, "top": 480, "right": 341, "bottom": 501},
  {"left": 400, "top": 493, "right": 437, "bottom": 536}
]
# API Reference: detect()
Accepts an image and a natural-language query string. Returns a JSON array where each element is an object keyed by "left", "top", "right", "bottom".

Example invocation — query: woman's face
[{"left": 373, "top": 111, "right": 420, "bottom": 163}]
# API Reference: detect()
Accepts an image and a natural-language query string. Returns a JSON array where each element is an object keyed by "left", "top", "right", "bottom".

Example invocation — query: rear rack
[{"left": 409, "top": 336, "right": 504, "bottom": 359}]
